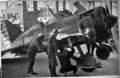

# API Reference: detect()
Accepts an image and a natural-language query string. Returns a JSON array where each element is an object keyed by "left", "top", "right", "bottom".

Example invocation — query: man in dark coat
[
  {"left": 47, "top": 29, "right": 59, "bottom": 77},
  {"left": 27, "top": 33, "right": 45, "bottom": 75},
  {"left": 57, "top": 45, "right": 77, "bottom": 76}
]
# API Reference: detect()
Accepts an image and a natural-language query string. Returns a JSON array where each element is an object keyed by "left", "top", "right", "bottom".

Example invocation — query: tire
[
  {"left": 96, "top": 45, "right": 110, "bottom": 60},
  {"left": 102, "top": 44, "right": 113, "bottom": 52}
]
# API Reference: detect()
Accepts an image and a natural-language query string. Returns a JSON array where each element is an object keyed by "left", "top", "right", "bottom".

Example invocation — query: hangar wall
[{"left": 0, "top": 0, "right": 118, "bottom": 31}]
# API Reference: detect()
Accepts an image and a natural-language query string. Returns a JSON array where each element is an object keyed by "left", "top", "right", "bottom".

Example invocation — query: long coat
[{"left": 47, "top": 32, "right": 58, "bottom": 67}]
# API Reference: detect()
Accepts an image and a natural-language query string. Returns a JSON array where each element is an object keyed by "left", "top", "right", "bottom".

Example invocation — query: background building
[{"left": 0, "top": 0, "right": 118, "bottom": 19}]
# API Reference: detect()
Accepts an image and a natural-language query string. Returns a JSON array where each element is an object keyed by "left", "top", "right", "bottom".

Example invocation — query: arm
[
  {"left": 53, "top": 38, "right": 58, "bottom": 55},
  {"left": 67, "top": 47, "right": 75, "bottom": 58},
  {"left": 36, "top": 38, "right": 44, "bottom": 51},
  {"left": 79, "top": 21, "right": 85, "bottom": 34}
]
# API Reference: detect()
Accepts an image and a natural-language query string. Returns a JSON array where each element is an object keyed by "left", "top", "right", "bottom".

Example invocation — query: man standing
[
  {"left": 47, "top": 29, "right": 59, "bottom": 77},
  {"left": 78, "top": 13, "right": 96, "bottom": 56},
  {"left": 27, "top": 33, "right": 45, "bottom": 75}
]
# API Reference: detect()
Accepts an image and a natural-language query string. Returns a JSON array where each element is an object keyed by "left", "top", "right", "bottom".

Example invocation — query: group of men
[
  {"left": 27, "top": 29, "right": 78, "bottom": 76},
  {"left": 27, "top": 11, "right": 97, "bottom": 77}
]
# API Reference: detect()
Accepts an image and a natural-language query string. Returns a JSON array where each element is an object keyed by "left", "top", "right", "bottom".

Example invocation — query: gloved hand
[{"left": 38, "top": 49, "right": 44, "bottom": 52}]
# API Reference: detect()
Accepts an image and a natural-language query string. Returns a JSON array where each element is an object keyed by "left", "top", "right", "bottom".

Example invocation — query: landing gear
[{"left": 96, "top": 45, "right": 110, "bottom": 60}]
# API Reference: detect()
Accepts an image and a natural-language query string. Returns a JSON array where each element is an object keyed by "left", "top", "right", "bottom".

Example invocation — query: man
[
  {"left": 57, "top": 45, "right": 77, "bottom": 76},
  {"left": 78, "top": 13, "right": 96, "bottom": 56},
  {"left": 27, "top": 33, "right": 45, "bottom": 75},
  {"left": 47, "top": 29, "right": 59, "bottom": 77}
]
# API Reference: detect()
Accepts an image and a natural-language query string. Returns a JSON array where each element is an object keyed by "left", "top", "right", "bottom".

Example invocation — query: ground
[{"left": 1, "top": 44, "right": 119, "bottom": 78}]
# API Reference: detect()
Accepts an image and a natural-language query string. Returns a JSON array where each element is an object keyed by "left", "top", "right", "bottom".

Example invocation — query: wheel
[
  {"left": 96, "top": 45, "right": 110, "bottom": 60},
  {"left": 81, "top": 68, "right": 95, "bottom": 72},
  {"left": 102, "top": 44, "right": 113, "bottom": 52}
]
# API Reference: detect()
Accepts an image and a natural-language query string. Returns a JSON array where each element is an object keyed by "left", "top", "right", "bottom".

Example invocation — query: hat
[{"left": 37, "top": 33, "right": 44, "bottom": 39}]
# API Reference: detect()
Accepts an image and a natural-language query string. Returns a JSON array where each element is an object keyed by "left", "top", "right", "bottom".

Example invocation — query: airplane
[
  {"left": 1, "top": 1, "right": 85, "bottom": 56},
  {"left": 1, "top": 1, "right": 118, "bottom": 72}
]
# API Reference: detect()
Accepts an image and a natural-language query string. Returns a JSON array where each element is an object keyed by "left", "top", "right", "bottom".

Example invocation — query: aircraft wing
[{"left": 41, "top": 7, "right": 93, "bottom": 37}]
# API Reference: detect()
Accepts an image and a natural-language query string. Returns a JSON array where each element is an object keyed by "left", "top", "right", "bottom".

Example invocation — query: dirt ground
[{"left": 1, "top": 44, "right": 119, "bottom": 78}]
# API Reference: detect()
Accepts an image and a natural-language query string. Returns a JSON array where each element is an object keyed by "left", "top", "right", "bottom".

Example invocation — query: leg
[
  {"left": 71, "top": 55, "right": 78, "bottom": 61},
  {"left": 86, "top": 43, "right": 91, "bottom": 55},
  {"left": 28, "top": 51, "right": 37, "bottom": 75},
  {"left": 91, "top": 43, "right": 95, "bottom": 56},
  {"left": 64, "top": 72, "right": 67, "bottom": 76},
  {"left": 85, "top": 36, "right": 91, "bottom": 55},
  {"left": 90, "top": 31, "right": 96, "bottom": 56},
  {"left": 53, "top": 66, "right": 57, "bottom": 76},
  {"left": 49, "top": 62, "right": 54, "bottom": 77},
  {"left": 60, "top": 67, "right": 67, "bottom": 76},
  {"left": 28, "top": 51, "right": 34, "bottom": 73},
  {"left": 76, "top": 45, "right": 84, "bottom": 56},
  {"left": 72, "top": 66, "right": 77, "bottom": 75},
  {"left": 62, "top": 66, "right": 77, "bottom": 75}
]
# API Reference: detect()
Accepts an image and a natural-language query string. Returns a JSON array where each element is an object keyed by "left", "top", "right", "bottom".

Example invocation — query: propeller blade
[{"left": 105, "top": 4, "right": 110, "bottom": 14}]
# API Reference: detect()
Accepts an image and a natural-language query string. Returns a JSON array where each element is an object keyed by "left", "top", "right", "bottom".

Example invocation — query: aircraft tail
[{"left": 1, "top": 20, "right": 23, "bottom": 43}]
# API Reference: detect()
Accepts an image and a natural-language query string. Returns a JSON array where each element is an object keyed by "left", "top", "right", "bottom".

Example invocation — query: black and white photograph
[{"left": 0, "top": 0, "right": 119, "bottom": 78}]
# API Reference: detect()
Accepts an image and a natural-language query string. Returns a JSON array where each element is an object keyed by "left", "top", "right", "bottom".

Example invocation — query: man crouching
[
  {"left": 27, "top": 33, "right": 45, "bottom": 75},
  {"left": 57, "top": 45, "right": 78, "bottom": 76}
]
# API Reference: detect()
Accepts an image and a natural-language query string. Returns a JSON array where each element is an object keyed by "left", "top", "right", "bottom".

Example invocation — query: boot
[
  {"left": 49, "top": 66, "right": 54, "bottom": 77},
  {"left": 27, "top": 67, "right": 31, "bottom": 73},
  {"left": 28, "top": 67, "right": 37, "bottom": 75},
  {"left": 53, "top": 67, "right": 58, "bottom": 77},
  {"left": 28, "top": 69, "right": 30, "bottom": 73},
  {"left": 30, "top": 71, "right": 37, "bottom": 75},
  {"left": 64, "top": 72, "right": 67, "bottom": 76}
]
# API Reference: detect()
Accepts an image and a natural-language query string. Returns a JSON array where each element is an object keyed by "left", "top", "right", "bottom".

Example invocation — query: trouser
[
  {"left": 49, "top": 61, "right": 57, "bottom": 77},
  {"left": 60, "top": 65, "right": 77, "bottom": 74},
  {"left": 48, "top": 50, "right": 57, "bottom": 77},
  {"left": 28, "top": 49, "right": 36, "bottom": 72}
]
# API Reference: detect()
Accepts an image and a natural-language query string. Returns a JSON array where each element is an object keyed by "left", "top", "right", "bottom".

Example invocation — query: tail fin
[{"left": 1, "top": 20, "right": 23, "bottom": 43}]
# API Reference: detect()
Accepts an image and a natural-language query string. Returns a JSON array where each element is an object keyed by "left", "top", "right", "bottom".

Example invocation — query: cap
[
  {"left": 52, "top": 29, "right": 59, "bottom": 33},
  {"left": 37, "top": 33, "right": 44, "bottom": 39}
]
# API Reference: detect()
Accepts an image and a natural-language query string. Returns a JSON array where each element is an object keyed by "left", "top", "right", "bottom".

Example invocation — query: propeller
[{"left": 105, "top": 4, "right": 110, "bottom": 14}]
